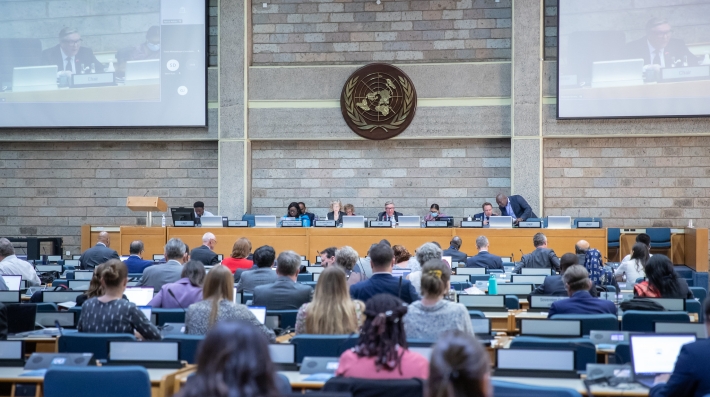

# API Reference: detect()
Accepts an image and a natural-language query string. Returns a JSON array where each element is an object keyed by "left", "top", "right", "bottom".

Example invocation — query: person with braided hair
[
  {"left": 428, "top": 330, "right": 492, "bottom": 397},
  {"left": 335, "top": 293, "right": 428, "bottom": 380},
  {"left": 404, "top": 259, "right": 473, "bottom": 339}
]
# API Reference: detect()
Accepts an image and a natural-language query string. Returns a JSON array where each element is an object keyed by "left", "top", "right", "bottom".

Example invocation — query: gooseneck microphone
[{"left": 167, "top": 289, "right": 186, "bottom": 312}]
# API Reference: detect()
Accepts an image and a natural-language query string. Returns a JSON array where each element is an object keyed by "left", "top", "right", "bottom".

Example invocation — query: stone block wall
[
  {"left": 543, "top": 137, "right": 710, "bottom": 229},
  {"left": 209, "top": 0, "right": 218, "bottom": 66},
  {"left": 251, "top": 139, "right": 511, "bottom": 218},
  {"left": 251, "top": 0, "right": 512, "bottom": 64},
  {"left": 0, "top": 142, "right": 218, "bottom": 254},
  {"left": 543, "top": 0, "right": 557, "bottom": 59}
]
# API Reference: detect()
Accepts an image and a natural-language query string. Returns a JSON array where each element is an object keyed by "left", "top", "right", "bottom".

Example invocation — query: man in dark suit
[
  {"left": 465, "top": 236, "right": 503, "bottom": 270},
  {"left": 253, "top": 251, "right": 313, "bottom": 310},
  {"left": 442, "top": 236, "right": 467, "bottom": 264},
  {"left": 377, "top": 201, "right": 403, "bottom": 222},
  {"left": 547, "top": 265, "right": 617, "bottom": 318},
  {"left": 137, "top": 238, "right": 186, "bottom": 292},
  {"left": 41, "top": 27, "right": 102, "bottom": 75},
  {"left": 496, "top": 193, "right": 536, "bottom": 225},
  {"left": 79, "top": 231, "right": 119, "bottom": 270},
  {"left": 190, "top": 232, "right": 220, "bottom": 267},
  {"left": 514, "top": 233, "right": 560, "bottom": 274},
  {"left": 625, "top": 18, "right": 697, "bottom": 69},
  {"left": 350, "top": 243, "right": 420, "bottom": 304},
  {"left": 298, "top": 202, "right": 316, "bottom": 225},
  {"left": 236, "top": 245, "right": 277, "bottom": 293},
  {"left": 650, "top": 296, "right": 710, "bottom": 397},
  {"left": 530, "top": 253, "right": 578, "bottom": 297},
  {"left": 473, "top": 202, "right": 495, "bottom": 226},
  {"left": 123, "top": 240, "right": 154, "bottom": 274}
]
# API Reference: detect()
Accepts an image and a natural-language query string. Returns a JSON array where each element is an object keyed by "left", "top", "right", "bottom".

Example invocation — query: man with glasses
[
  {"left": 377, "top": 201, "right": 403, "bottom": 222},
  {"left": 42, "top": 27, "right": 102, "bottom": 75},
  {"left": 626, "top": 18, "right": 697, "bottom": 69}
]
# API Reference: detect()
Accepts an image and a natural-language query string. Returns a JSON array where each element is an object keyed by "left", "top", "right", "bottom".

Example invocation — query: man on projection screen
[
  {"left": 625, "top": 18, "right": 698, "bottom": 68},
  {"left": 42, "top": 27, "right": 102, "bottom": 75}
]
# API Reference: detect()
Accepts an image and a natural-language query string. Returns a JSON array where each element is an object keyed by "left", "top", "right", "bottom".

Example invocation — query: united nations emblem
[{"left": 340, "top": 63, "right": 417, "bottom": 140}]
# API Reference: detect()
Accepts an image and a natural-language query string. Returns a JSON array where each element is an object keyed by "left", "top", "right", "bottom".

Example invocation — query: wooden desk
[
  {"left": 80, "top": 225, "right": 121, "bottom": 252},
  {"left": 119, "top": 227, "right": 166, "bottom": 257}
]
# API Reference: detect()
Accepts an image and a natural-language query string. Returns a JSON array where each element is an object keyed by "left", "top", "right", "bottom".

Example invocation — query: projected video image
[
  {"left": 0, "top": 0, "right": 206, "bottom": 127},
  {"left": 557, "top": 0, "right": 710, "bottom": 119}
]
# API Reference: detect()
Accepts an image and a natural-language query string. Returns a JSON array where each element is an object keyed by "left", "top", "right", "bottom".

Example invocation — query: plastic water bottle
[
  {"left": 467, "top": 215, "right": 472, "bottom": 221},
  {"left": 302, "top": 216, "right": 311, "bottom": 227},
  {"left": 161, "top": 214, "right": 166, "bottom": 227},
  {"left": 488, "top": 273, "right": 498, "bottom": 295}
]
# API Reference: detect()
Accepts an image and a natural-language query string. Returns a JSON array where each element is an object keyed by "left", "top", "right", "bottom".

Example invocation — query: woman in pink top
[{"left": 335, "top": 294, "right": 429, "bottom": 380}]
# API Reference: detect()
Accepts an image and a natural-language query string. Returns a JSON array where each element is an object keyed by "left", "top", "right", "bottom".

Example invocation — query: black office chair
[
  {"left": 7, "top": 303, "right": 37, "bottom": 334},
  {"left": 323, "top": 377, "right": 424, "bottom": 397}
]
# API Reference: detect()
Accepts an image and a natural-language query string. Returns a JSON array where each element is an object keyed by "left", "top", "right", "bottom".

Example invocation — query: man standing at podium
[{"left": 496, "top": 193, "right": 537, "bottom": 225}]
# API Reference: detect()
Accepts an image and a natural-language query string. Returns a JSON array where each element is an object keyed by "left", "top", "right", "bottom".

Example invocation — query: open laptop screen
[
  {"left": 123, "top": 287, "right": 154, "bottom": 306},
  {"left": 1, "top": 276, "right": 22, "bottom": 291},
  {"left": 248, "top": 306, "right": 267, "bottom": 324},
  {"left": 631, "top": 334, "right": 696, "bottom": 376}
]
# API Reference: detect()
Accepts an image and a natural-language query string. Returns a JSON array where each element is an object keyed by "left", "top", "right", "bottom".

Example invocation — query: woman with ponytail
[
  {"left": 427, "top": 330, "right": 492, "bottom": 397},
  {"left": 404, "top": 259, "right": 473, "bottom": 339},
  {"left": 335, "top": 293, "right": 428, "bottom": 379}
]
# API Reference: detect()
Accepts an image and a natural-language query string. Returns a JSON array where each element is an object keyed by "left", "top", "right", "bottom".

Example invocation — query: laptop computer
[
  {"left": 254, "top": 215, "right": 277, "bottom": 228},
  {"left": 123, "top": 287, "right": 154, "bottom": 306},
  {"left": 489, "top": 216, "right": 513, "bottom": 228},
  {"left": 630, "top": 334, "right": 696, "bottom": 388},
  {"left": 248, "top": 306, "right": 267, "bottom": 324},
  {"left": 397, "top": 216, "right": 420, "bottom": 228},
  {"left": 547, "top": 216, "right": 572, "bottom": 229},
  {"left": 12, "top": 65, "right": 58, "bottom": 92},
  {"left": 1, "top": 276, "right": 21, "bottom": 291},
  {"left": 200, "top": 216, "right": 224, "bottom": 228},
  {"left": 124, "top": 59, "right": 160, "bottom": 85},
  {"left": 67, "top": 280, "right": 90, "bottom": 291},
  {"left": 591, "top": 58, "right": 644, "bottom": 88},
  {"left": 269, "top": 344, "right": 296, "bottom": 370},
  {"left": 471, "top": 318, "right": 495, "bottom": 342},
  {"left": 342, "top": 216, "right": 365, "bottom": 228},
  {"left": 74, "top": 270, "right": 94, "bottom": 280}
]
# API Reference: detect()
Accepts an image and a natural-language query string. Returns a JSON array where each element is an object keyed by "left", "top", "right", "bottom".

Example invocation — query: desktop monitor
[{"left": 171, "top": 207, "right": 195, "bottom": 225}]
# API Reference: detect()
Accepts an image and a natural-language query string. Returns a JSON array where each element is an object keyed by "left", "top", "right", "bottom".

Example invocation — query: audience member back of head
[
  {"left": 428, "top": 330, "right": 492, "bottom": 397},
  {"left": 349, "top": 243, "right": 420, "bottom": 304}
]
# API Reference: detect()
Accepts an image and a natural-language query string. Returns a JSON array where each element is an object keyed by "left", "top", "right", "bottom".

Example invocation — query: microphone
[
  {"left": 55, "top": 320, "right": 64, "bottom": 337},
  {"left": 510, "top": 252, "right": 515, "bottom": 263},
  {"left": 168, "top": 289, "right": 186, "bottom": 312},
  {"left": 144, "top": 190, "right": 149, "bottom": 197}
]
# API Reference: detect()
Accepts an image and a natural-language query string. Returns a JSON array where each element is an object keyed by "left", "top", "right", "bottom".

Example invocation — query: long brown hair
[
  {"left": 85, "top": 262, "right": 110, "bottom": 299},
  {"left": 428, "top": 331, "right": 491, "bottom": 397},
  {"left": 99, "top": 259, "right": 127, "bottom": 288},
  {"left": 305, "top": 266, "right": 359, "bottom": 334},
  {"left": 230, "top": 238, "right": 251, "bottom": 259},
  {"left": 202, "top": 265, "right": 234, "bottom": 327}
]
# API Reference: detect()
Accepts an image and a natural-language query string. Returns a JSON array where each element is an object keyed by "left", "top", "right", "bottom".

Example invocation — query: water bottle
[
  {"left": 302, "top": 216, "right": 311, "bottom": 227},
  {"left": 488, "top": 273, "right": 498, "bottom": 295},
  {"left": 467, "top": 215, "right": 472, "bottom": 221},
  {"left": 161, "top": 214, "right": 166, "bottom": 227}
]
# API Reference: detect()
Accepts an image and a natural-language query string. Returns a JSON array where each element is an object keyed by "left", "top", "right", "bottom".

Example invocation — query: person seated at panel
[
  {"left": 185, "top": 265, "right": 275, "bottom": 341},
  {"left": 327, "top": 200, "right": 347, "bottom": 225},
  {"left": 0, "top": 238, "right": 41, "bottom": 286},
  {"left": 350, "top": 243, "right": 420, "bottom": 304},
  {"left": 615, "top": 242, "right": 648, "bottom": 285},
  {"left": 514, "top": 233, "right": 560, "bottom": 274},
  {"left": 625, "top": 18, "right": 698, "bottom": 70},
  {"left": 635, "top": 255, "right": 693, "bottom": 299},
  {"left": 123, "top": 240, "right": 154, "bottom": 274},
  {"left": 77, "top": 259, "right": 161, "bottom": 340},
  {"left": 295, "top": 266, "right": 365, "bottom": 335},
  {"left": 78, "top": 231, "right": 120, "bottom": 270},
  {"left": 298, "top": 202, "right": 316, "bottom": 224},
  {"left": 252, "top": 251, "right": 313, "bottom": 310},
  {"left": 137, "top": 238, "right": 187, "bottom": 292},
  {"left": 42, "top": 27, "right": 102, "bottom": 76},
  {"left": 547, "top": 265, "right": 617, "bottom": 318},
  {"left": 404, "top": 259, "right": 473, "bottom": 339},
  {"left": 648, "top": 296, "right": 710, "bottom": 397},
  {"left": 578, "top": 242, "right": 619, "bottom": 292},
  {"left": 442, "top": 236, "right": 468, "bottom": 264},
  {"left": 407, "top": 242, "right": 443, "bottom": 295},
  {"left": 221, "top": 237, "right": 253, "bottom": 274},
  {"left": 377, "top": 200, "right": 403, "bottom": 222},
  {"left": 393, "top": 245, "right": 412, "bottom": 268},
  {"left": 236, "top": 245, "right": 277, "bottom": 293},
  {"left": 281, "top": 202, "right": 311, "bottom": 226},
  {"left": 190, "top": 232, "right": 220, "bottom": 267},
  {"left": 193, "top": 201, "right": 214, "bottom": 223},
  {"left": 424, "top": 204, "right": 447, "bottom": 221},
  {"left": 115, "top": 26, "right": 161, "bottom": 77},
  {"left": 473, "top": 202, "right": 495, "bottom": 226},
  {"left": 336, "top": 293, "right": 429, "bottom": 379},
  {"left": 335, "top": 246, "right": 365, "bottom": 285},
  {"left": 495, "top": 193, "right": 537, "bottom": 225},
  {"left": 428, "top": 330, "right": 493, "bottom": 397},
  {"left": 465, "top": 236, "right": 503, "bottom": 270},
  {"left": 530, "top": 253, "right": 580, "bottom": 297},
  {"left": 621, "top": 233, "right": 652, "bottom": 263},
  {"left": 319, "top": 246, "right": 337, "bottom": 268},
  {"left": 343, "top": 203, "right": 356, "bottom": 216},
  {"left": 148, "top": 260, "right": 205, "bottom": 309},
  {"left": 175, "top": 321, "right": 287, "bottom": 397}
]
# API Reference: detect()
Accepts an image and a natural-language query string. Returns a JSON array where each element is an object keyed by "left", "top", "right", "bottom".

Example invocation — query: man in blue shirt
[
  {"left": 547, "top": 265, "right": 616, "bottom": 317},
  {"left": 123, "top": 241, "right": 154, "bottom": 274},
  {"left": 350, "top": 243, "right": 419, "bottom": 304},
  {"left": 496, "top": 193, "right": 536, "bottom": 225}
]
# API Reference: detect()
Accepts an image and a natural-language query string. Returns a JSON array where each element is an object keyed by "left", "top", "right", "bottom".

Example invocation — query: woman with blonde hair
[
  {"left": 185, "top": 265, "right": 275, "bottom": 341},
  {"left": 295, "top": 266, "right": 364, "bottom": 334},
  {"left": 327, "top": 200, "right": 346, "bottom": 225},
  {"left": 221, "top": 237, "right": 253, "bottom": 273}
]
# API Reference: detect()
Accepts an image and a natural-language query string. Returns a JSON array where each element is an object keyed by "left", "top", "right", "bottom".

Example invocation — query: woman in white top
[{"left": 615, "top": 242, "right": 648, "bottom": 285}]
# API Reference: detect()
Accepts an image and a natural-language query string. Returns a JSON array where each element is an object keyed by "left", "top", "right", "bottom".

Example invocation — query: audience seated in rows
[
  {"left": 335, "top": 246, "right": 365, "bottom": 285},
  {"left": 408, "top": 242, "right": 443, "bottom": 294},
  {"left": 404, "top": 259, "right": 473, "bottom": 339},
  {"left": 465, "top": 236, "right": 503, "bottom": 269},
  {"left": 530, "top": 253, "right": 579, "bottom": 297},
  {"left": 137, "top": 238, "right": 186, "bottom": 292},
  {"left": 350, "top": 243, "right": 420, "bottom": 304},
  {"left": 547, "top": 265, "right": 617, "bottom": 317},
  {"left": 635, "top": 254, "right": 694, "bottom": 299},
  {"left": 514, "top": 233, "right": 560, "bottom": 274},
  {"left": 335, "top": 294, "right": 428, "bottom": 380},
  {"left": 236, "top": 245, "right": 277, "bottom": 293},
  {"left": 615, "top": 242, "right": 648, "bottom": 286},
  {"left": 78, "top": 259, "right": 161, "bottom": 340},
  {"left": 295, "top": 266, "right": 364, "bottom": 335},
  {"left": 190, "top": 233, "right": 220, "bottom": 267},
  {"left": 222, "top": 237, "right": 253, "bottom": 274},
  {"left": 0, "top": 238, "right": 41, "bottom": 286},
  {"left": 79, "top": 232, "right": 120, "bottom": 270},
  {"left": 428, "top": 330, "right": 492, "bottom": 397},
  {"left": 148, "top": 260, "right": 205, "bottom": 309},
  {"left": 185, "top": 265, "right": 274, "bottom": 341},
  {"left": 253, "top": 251, "right": 313, "bottom": 310},
  {"left": 442, "top": 236, "right": 468, "bottom": 264},
  {"left": 176, "top": 321, "right": 285, "bottom": 397},
  {"left": 123, "top": 240, "right": 154, "bottom": 274}
]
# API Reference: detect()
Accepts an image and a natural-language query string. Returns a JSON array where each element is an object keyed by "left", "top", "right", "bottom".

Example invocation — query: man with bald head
[
  {"left": 79, "top": 231, "right": 120, "bottom": 270},
  {"left": 575, "top": 240, "right": 590, "bottom": 265},
  {"left": 189, "top": 232, "right": 219, "bottom": 266},
  {"left": 496, "top": 193, "right": 536, "bottom": 225},
  {"left": 442, "top": 236, "right": 468, "bottom": 264}
]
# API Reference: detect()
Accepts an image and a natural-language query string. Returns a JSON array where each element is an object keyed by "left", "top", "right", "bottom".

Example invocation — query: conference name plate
[
  {"left": 426, "top": 221, "right": 448, "bottom": 228},
  {"left": 577, "top": 221, "right": 601, "bottom": 228},
  {"left": 661, "top": 65, "right": 710, "bottom": 82},
  {"left": 227, "top": 220, "right": 248, "bottom": 227},
  {"left": 460, "top": 221, "right": 483, "bottom": 228},
  {"left": 281, "top": 220, "right": 303, "bottom": 227},
  {"left": 314, "top": 220, "right": 336, "bottom": 227},
  {"left": 72, "top": 72, "right": 115, "bottom": 87},
  {"left": 174, "top": 221, "right": 194, "bottom": 227},
  {"left": 518, "top": 221, "right": 542, "bottom": 228},
  {"left": 369, "top": 221, "right": 392, "bottom": 228}
]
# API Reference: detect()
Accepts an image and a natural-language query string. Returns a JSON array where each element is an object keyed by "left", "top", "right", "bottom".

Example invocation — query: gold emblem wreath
[{"left": 344, "top": 75, "right": 414, "bottom": 132}]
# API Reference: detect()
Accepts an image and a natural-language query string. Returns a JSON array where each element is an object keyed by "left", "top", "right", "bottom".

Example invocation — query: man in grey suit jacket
[
  {"left": 138, "top": 238, "right": 186, "bottom": 292},
  {"left": 253, "top": 250, "right": 313, "bottom": 310},
  {"left": 237, "top": 245, "right": 277, "bottom": 293},
  {"left": 79, "top": 231, "right": 120, "bottom": 270}
]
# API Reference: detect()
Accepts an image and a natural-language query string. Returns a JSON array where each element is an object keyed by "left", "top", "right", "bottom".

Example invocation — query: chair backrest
[
  {"left": 323, "top": 376, "right": 424, "bottom": 397},
  {"left": 58, "top": 333, "right": 136, "bottom": 360},
  {"left": 468, "top": 310, "right": 485, "bottom": 319},
  {"left": 686, "top": 299, "right": 702, "bottom": 321},
  {"left": 621, "top": 310, "right": 690, "bottom": 332},
  {"left": 241, "top": 214, "right": 256, "bottom": 227},
  {"left": 614, "top": 342, "right": 630, "bottom": 365},
  {"left": 603, "top": 285, "right": 617, "bottom": 294},
  {"left": 646, "top": 228, "right": 671, "bottom": 243},
  {"left": 690, "top": 287, "right": 707, "bottom": 303},
  {"left": 44, "top": 366, "right": 151, "bottom": 397},
  {"left": 504, "top": 295, "right": 520, "bottom": 310},
  {"left": 290, "top": 334, "right": 359, "bottom": 363},
  {"left": 266, "top": 309, "right": 299, "bottom": 329},
  {"left": 152, "top": 308, "right": 186, "bottom": 326},
  {"left": 607, "top": 228, "right": 620, "bottom": 243},
  {"left": 493, "top": 380, "right": 583, "bottom": 397},
  {"left": 36, "top": 303, "right": 59, "bottom": 312},
  {"left": 550, "top": 314, "right": 619, "bottom": 335},
  {"left": 7, "top": 303, "right": 36, "bottom": 334},
  {"left": 163, "top": 334, "right": 205, "bottom": 364},
  {"left": 509, "top": 336, "right": 596, "bottom": 371}
]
